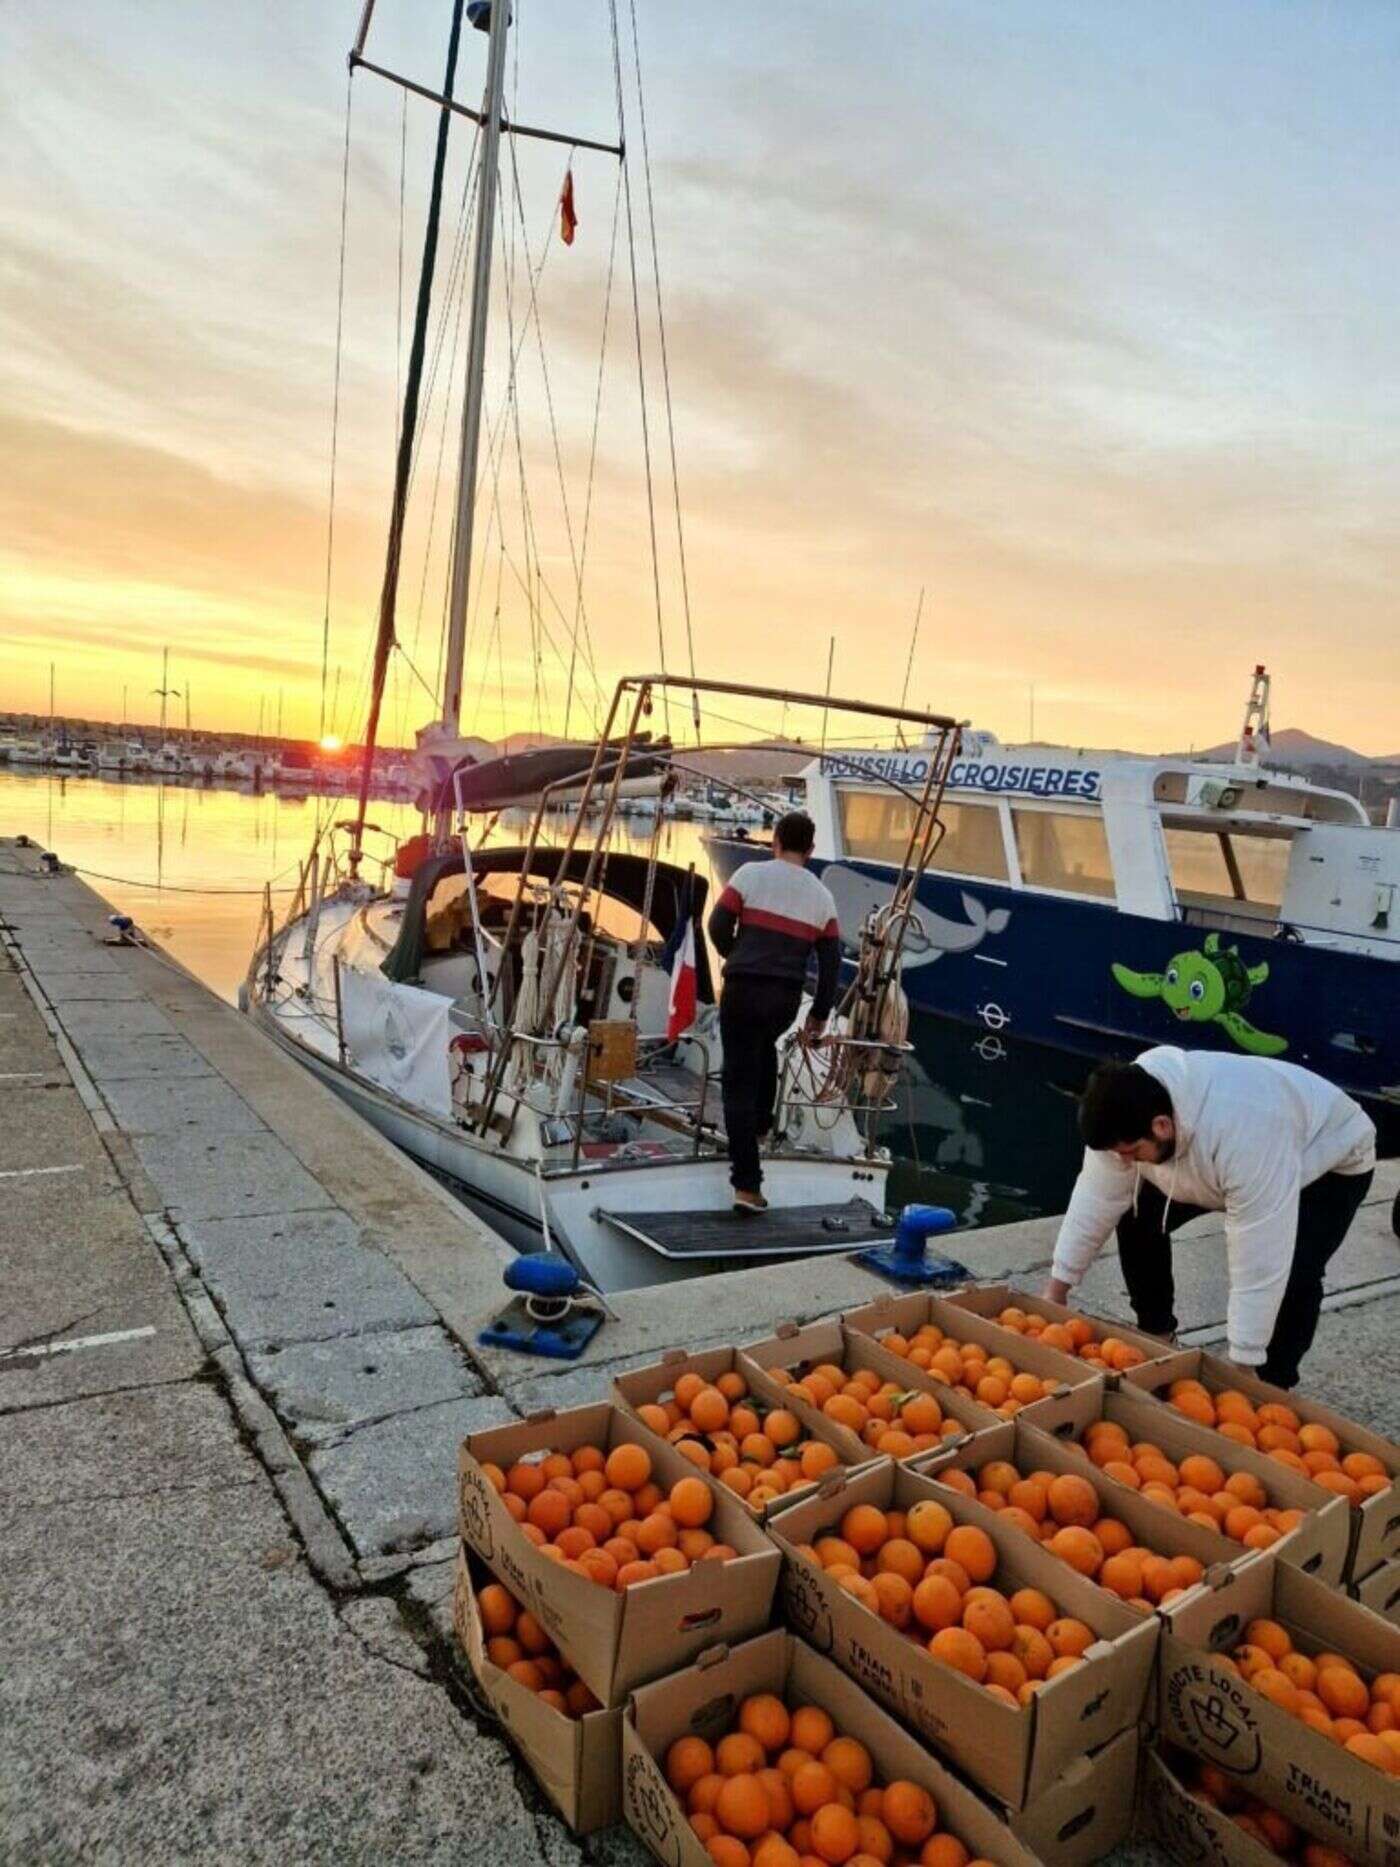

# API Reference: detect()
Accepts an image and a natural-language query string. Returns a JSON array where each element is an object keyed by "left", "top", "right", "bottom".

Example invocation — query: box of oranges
[
  {"left": 1353, "top": 1558, "right": 1400, "bottom": 1629},
  {"left": 613, "top": 1346, "right": 884, "bottom": 1524},
  {"left": 739, "top": 1317, "right": 1002, "bottom": 1457},
  {"left": 842, "top": 1290, "right": 1106, "bottom": 1424},
  {"left": 1025, "top": 1386, "right": 1354, "bottom": 1585},
  {"left": 1157, "top": 1555, "right": 1400, "bottom": 1866},
  {"left": 914, "top": 1417, "right": 1242, "bottom": 1603},
  {"left": 452, "top": 1548, "right": 622, "bottom": 1833},
  {"left": 1141, "top": 1743, "right": 1370, "bottom": 1867},
  {"left": 941, "top": 1282, "right": 1179, "bottom": 1373},
  {"left": 765, "top": 1458, "right": 1158, "bottom": 1810},
  {"left": 1120, "top": 1348, "right": 1400, "bottom": 1584},
  {"left": 456, "top": 1402, "right": 781, "bottom": 1705},
  {"left": 622, "top": 1626, "right": 1074, "bottom": 1867}
]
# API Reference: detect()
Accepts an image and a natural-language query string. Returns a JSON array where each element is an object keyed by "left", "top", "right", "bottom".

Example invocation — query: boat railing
[{"left": 775, "top": 1032, "right": 912, "bottom": 1128}]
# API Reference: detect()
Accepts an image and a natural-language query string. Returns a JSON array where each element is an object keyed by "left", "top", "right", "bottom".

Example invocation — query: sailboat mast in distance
[{"left": 441, "top": 0, "right": 511, "bottom": 738}]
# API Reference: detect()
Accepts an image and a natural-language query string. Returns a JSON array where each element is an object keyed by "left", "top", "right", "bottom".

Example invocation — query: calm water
[{"left": 0, "top": 767, "right": 1084, "bottom": 1228}]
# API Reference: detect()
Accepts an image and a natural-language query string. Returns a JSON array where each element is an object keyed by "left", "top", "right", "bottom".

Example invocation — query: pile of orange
[
  {"left": 867, "top": 1326, "right": 1064, "bottom": 1420},
  {"left": 1216, "top": 1619, "right": 1400, "bottom": 1777},
  {"left": 475, "top": 1578, "right": 601, "bottom": 1717},
  {"left": 1162, "top": 1381, "right": 1393, "bottom": 1504},
  {"left": 664, "top": 1690, "right": 996, "bottom": 1867},
  {"left": 791, "top": 1498, "right": 1099, "bottom": 1705},
  {"left": 1079, "top": 1418, "right": 1306, "bottom": 1550},
  {"left": 932, "top": 1459, "right": 1204, "bottom": 1608},
  {"left": 991, "top": 1304, "right": 1149, "bottom": 1371},
  {"left": 633, "top": 1370, "right": 851, "bottom": 1512},
  {"left": 1180, "top": 1754, "right": 1357, "bottom": 1863},
  {"left": 480, "top": 1441, "right": 736, "bottom": 1590},
  {"left": 768, "top": 1357, "right": 971, "bottom": 1456}
]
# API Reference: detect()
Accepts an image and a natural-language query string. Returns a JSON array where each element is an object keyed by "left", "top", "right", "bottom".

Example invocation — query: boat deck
[{"left": 595, "top": 1195, "right": 892, "bottom": 1260}]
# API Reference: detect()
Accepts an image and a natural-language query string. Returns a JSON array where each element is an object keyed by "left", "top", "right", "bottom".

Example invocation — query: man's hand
[
  {"left": 1044, "top": 1276, "right": 1072, "bottom": 1307},
  {"left": 802, "top": 1015, "right": 827, "bottom": 1045}
]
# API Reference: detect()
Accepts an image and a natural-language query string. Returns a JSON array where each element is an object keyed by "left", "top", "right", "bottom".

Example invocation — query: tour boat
[{"left": 706, "top": 669, "right": 1400, "bottom": 1127}]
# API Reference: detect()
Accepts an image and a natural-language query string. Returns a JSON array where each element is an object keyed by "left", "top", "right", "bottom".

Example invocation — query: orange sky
[{"left": 4, "top": 2, "right": 1398, "bottom": 754}]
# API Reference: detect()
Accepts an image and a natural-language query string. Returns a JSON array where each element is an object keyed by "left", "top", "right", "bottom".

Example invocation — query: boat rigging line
[{"left": 320, "top": 67, "right": 355, "bottom": 751}]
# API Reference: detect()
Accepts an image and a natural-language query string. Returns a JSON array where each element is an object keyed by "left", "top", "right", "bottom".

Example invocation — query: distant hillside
[{"left": 1190, "top": 727, "right": 1395, "bottom": 770}]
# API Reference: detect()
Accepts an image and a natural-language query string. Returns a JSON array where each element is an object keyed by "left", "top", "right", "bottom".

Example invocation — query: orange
[
  {"left": 876, "top": 1538, "right": 926, "bottom": 1585},
  {"left": 1008, "top": 1585, "right": 1056, "bottom": 1631},
  {"left": 1344, "top": 1733, "right": 1398, "bottom": 1774},
  {"left": 962, "top": 1590, "right": 1015, "bottom": 1651},
  {"left": 707, "top": 1840, "right": 752, "bottom": 1867},
  {"left": 792, "top": 1760, "right": 840, "bottom": 1815},
  {"left": 636, "top": 1513, "right": 679, "bottom": 1555},
  {"left": 756, "top": 1767, "right": 795, "bottom": 1831},
  {"left": 615, "top": 1559, "right": 660, "bottom": 1588},
  {"left": 604, "top": 1443, "right": 651, "bottom": 1492},
  {"left": 690, "top": 1387, "right": 730, "bottom": 1432},
  {"left": 929, "top": 1626, "right": 988, "bottom": 1682},
  {"left": 739, "top": 1694, "right": 791, "bottom": 1754},
  {"left": 1178, "top": 1454, "right": 1225, "bottom": 1494},
  {"left": 882, "top": 1781, "right": 936, "bottom": 1847},
  {"left": 1252, "top": 1669, "right": 1301, "bottom": 1716},
  {"left": 1317, "top": 1666, "right": 1369, "bottom": 1721},
  {"left": 943, "top": 1526, "right": 996, "bottom": 1584},
  {"left": 1099, "top": 1551, "right": 1144, "bottom": 1600},
  {"left": 715, "top": 1773, "right": 771, "bottom": 1841},
  {"left": 1047, "top": 1617, "right": 1094, "bottom": 1658},
  {"left": 809, "top": 1802, "right": 861, "bottom": 1864},
  {"left": 1010, "top": 1625, "right": 1054, "bottom": 1679},
  {"left": 505, "top": 1659, "right": 544, "bottom": 1690},
  {"left": 674, "top": 1372, "right": 706, "bottom": 1411},
  {"left": 842, "top": 1505, "right": 890, "bottom": 1556},
  {"left": 872, "top": 1573, "right": 913, "bottom": 1628},
  {"left": 506, "top": 1460, "right": 546, "bottom": 1501},
  {"left": 766, "top": 1409, "right": 802, "bottom": 1449},
  {"left": 477, "top": 1584, "right": 516, "bottom": 1637},
  {"left": 907, "top": 1500, "right": 954, "bottom": 1554},
  {"left": 1048, "top": 1527, "right": 1103, "bottom": 1577},
  {"left": 1046, "top": 1474, "right": 1099, "bottom": 1528},
  {"left": 671, "top": 1477, "right": 715, "bottom": 1529},
  {"left": 921, "top": 1838, "right": 970, "bottom": 1867},
  {"left": 791, "top": 1704, "right": 836, "bottom": 1755},
  {"left": 801, "top": 1442, "right": 841, "bottom": 1481},
  {"left": 912, "top": 1574, "right": 963, "bottom": 1633},
  {"left": 668, "top": 1735, "right": 717, "bottom": 1794},
  {"left": 1243, "top": 1619, "right": 1292, "bottom": 1662},
  {"left": 717, "top": 1732, "right": 768, "bottom": 1778},
  {"left": 750, "top": 1838, "right": 799, "bottom": 1867},
  {"left": 822, "top": 1736, "right": 874, "bottom": 1794}
]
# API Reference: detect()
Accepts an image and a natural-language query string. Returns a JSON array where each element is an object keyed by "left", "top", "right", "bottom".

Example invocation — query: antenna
[{"left": 1237, "top": 664, "right": 1270, "bottom": 767}]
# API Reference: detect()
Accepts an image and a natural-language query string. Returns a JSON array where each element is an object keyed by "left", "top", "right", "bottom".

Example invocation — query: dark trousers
[
  {"left": 719, "top": 973, "right": 802, "bottom": 1194},
  {"left": 1117, "top": 1169, "right": 1374, "bottom": 1389}
]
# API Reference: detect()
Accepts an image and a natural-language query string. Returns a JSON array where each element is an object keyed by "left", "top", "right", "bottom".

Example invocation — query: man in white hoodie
[{"left": 1046, "top": 1047, "right": 1375, "bottom": 1388}]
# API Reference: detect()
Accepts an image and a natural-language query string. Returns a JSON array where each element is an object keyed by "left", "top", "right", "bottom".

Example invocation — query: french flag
[{"left": 666, "top": 915, "right": 697, "bottom": 1041}]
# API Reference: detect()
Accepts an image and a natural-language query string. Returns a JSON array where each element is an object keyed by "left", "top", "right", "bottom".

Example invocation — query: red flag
[
  {"left": 558, "top": 168, "right": 577, "bottom": 247},
  {"left": 666, "top": 916, "right": 697, "bottom": 1041}
]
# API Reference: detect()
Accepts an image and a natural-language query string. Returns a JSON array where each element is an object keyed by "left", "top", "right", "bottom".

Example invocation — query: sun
[{"left": 319, "top": 734, "right": 343, "bottom": 753}]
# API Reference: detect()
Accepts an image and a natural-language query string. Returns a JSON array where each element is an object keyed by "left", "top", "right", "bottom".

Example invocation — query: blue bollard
[{"left": 856, "top": 1203, "right": 969, "bottom": 1288}]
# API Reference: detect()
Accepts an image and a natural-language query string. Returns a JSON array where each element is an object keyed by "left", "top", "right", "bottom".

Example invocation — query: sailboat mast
[{"left": 440, "top": 0, "right": 511, "bottom": 740}]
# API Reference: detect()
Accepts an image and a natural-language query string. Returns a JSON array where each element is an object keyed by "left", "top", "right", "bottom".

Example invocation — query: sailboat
[{"left": 244, "top": 1, "right": 964, "bottom": 1289}]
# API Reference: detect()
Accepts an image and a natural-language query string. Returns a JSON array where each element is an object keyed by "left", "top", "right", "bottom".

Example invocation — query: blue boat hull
[{"left": 705, "top": 836, "right": 1400, "bottom": 1129}]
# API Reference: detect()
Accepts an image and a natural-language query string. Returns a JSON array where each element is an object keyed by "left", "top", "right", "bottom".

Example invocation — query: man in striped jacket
[{"left": 707, "top": 812, "right": 841, "bottom": 1212}]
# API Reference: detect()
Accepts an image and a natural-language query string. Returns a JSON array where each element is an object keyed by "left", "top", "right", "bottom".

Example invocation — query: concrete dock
[{"left": 3, "top": 837, "right": 1398, "bottom": 1861}]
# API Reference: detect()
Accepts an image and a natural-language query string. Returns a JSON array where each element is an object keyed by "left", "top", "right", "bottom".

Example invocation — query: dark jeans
[
  {"left": 719, "top": 973, "right": 802, "bottom": 1194},
  {"left": 1117, "top": 1169, "right": 1374, "bottom": 1389}
]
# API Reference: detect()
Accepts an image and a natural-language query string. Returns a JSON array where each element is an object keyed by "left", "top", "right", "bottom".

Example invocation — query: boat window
[
  {"left": 1164, "top": 826, "right": 1289, "bottom": 912},
  {"left": 425, "top": 870, "right": 656, "bottom": 950},
  {"left": 1012, "top": 809, "right": 1115, "bottom": 899},
  {"left": 837, "top": 790, "right": 1008, "bottom": 880}
]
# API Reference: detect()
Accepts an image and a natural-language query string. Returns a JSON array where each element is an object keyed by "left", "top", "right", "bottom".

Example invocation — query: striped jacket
[{"left": 707, "top": 859, "right": 841, "bottom": 1018}]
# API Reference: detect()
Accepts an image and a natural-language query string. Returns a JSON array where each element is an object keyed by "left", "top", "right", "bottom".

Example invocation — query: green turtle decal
[{"left": 1111, "top": 933, "right": 1288, "bottom": 1057}]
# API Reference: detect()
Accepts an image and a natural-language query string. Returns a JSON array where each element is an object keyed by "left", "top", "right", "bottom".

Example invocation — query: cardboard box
[
  {"left": 612, "top": 1344, "right": 882, "bottom": 1525},
  {"left": 842, "top": 1288, "right": 1107, "bottom": 1426},
  {"left": 1354, "top": 1557, "right": 1400, "bottom": 1628},
  {"left": 452, "top": 1548, "right": 622, "bottom": 1834},
  {"left": 1026, "top": 1384, "right": 1353, "bottom": 1585},
  {"left": 741, "top": 1315, "right": 999, "bottom": 1454},
  {"left": 622, "top": 1629, "right": 1049, "bottom": 1867},
  {"left": 915, "top": 1416, "right": 1245, "bottom": 1581},
  {"left": 943, "top": 1281, "right": 1178, "bottom": 1368},
  {"left": 1140, "top": 1744, "right": 1345, "bottom": 1867},
  {"left": 1158, "top": 1555, "right": 1400, "bottom": 1866},
  {"left": 1121, "top": 1346, "right": 1400, "bottom": 1583},
  {"left": 457, "top": 1402, "right": 781, "bottom": 1705},
  {"left": 766, "top": 1460, "right": 1159, "bottom": 1809}
]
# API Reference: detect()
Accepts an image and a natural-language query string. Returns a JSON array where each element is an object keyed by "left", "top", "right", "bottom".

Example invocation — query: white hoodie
[{"left": 1051, "top": 1047, "right": 1375, "bottom": 1366}]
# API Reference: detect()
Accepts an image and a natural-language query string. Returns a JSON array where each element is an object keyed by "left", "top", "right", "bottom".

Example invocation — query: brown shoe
[{"left": 732, "top": 1190, "right": 769, "bottom": 1215}]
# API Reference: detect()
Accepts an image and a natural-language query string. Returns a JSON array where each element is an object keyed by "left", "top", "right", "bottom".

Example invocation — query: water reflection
[{"left": 0, "top": 768, "right": 1081, "bottom": 1227}]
